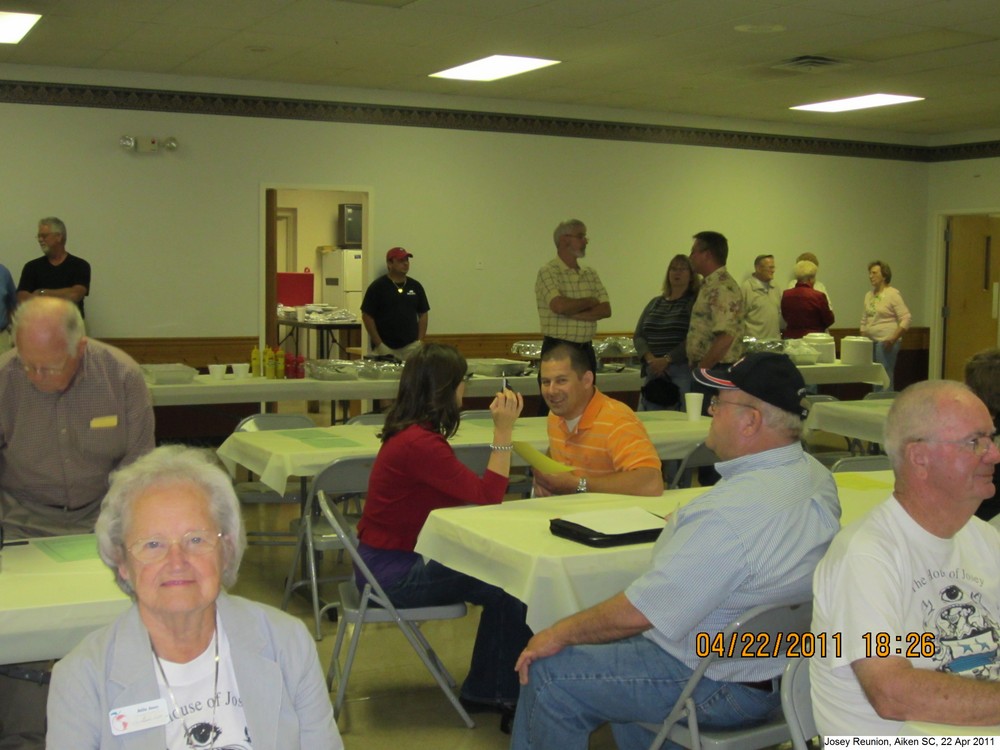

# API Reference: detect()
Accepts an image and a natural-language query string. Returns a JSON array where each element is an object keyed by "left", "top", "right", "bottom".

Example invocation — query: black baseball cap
[{"left": 692, "top": 353, "right": 808, "bottom": 419}]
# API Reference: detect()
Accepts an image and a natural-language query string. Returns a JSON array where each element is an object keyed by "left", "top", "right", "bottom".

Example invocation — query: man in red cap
[{"left": 361, "top": 246, "right": 430, "bottom": 361}]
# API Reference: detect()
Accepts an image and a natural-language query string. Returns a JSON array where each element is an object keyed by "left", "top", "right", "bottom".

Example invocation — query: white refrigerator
[{"left": 319, "top": 246, "right": 363, "bottom": 318}]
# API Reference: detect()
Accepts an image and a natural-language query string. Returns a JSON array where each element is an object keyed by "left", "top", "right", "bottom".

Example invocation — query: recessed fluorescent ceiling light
[
  {"left": 430, "top": 55, "right": 560, "bottom": 82},
  {"left": 791, "top": 93, "right": 923, "bottom": 113},
  {"left": 0, "top": 11, "right": 41, "bottom": 44}
]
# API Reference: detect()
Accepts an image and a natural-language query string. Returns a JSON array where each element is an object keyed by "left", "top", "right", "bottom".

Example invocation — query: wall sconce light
[{"left": 119, "top": 135, "right": 179, "bottom": 153}]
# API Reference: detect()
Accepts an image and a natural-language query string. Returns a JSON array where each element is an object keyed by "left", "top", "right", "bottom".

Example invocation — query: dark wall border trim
[{"left": 2, "top": 78, "right": 998, "bottom": 163}]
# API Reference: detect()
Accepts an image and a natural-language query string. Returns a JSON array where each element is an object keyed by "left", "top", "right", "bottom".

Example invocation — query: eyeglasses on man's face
[
  {"left": 127, "top": 530, "right": 223, "bottom": 563},
  {"left": 912, "top": 434, "right": 1000, "bottom": 457},
  {"left": 18, "top": 356, "right": 72, "bottom": 378},
  {"left": 708, "top": 396, "right": 757, "bottom": 414}
]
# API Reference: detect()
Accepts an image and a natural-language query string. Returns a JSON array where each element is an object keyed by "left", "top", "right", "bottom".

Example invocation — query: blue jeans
[
  {"left": 873, "top": 339, "right": 901, "bottom": 391},
  {"left": 638, "top": 363, "right": 691, "bottom": 413},
  {"left": 382, "top": 557, "right": 532, "bottom": 705},
  {"left": 510, "top": 635, "right": 781, "bottom": 750},
  {"left": 639, "top": 364, "right": 693, "bottom": 488}
]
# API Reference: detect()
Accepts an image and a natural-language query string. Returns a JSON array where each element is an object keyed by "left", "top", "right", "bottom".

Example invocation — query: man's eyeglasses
[
  {"left": 18, "top": 357, "right": 71, "bottom": 377},
  {"left": 912, "top": 435, "right": 1000, "bottom": 457},
  {"left": 127, "top": 530, "right": 223, "bottom": 563},
  {"left": 708, "top": 396, "right": 757, "bottom": 414}
]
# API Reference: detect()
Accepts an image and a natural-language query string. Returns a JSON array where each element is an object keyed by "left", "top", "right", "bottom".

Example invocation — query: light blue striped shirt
[{"left": 626, "top": 442, "right": 841, "bottom": 681}]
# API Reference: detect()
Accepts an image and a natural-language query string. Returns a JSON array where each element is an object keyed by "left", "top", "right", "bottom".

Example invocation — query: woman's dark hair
[{"left": 380, "top": 343, "right": 467, "bottom": 443}]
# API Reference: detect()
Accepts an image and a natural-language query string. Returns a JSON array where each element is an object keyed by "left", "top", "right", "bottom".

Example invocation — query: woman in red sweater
[{"left": 356, "top": 343, "right": 528, "bottom": 727}]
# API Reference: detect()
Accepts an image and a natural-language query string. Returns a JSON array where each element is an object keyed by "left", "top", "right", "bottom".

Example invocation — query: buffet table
[
  {"left": 0, "top": 535, "right": 130, "bottom": 665},
  {"left": 414, "top": 470, "right": 894, "bottom": 631},
  {"left": 150, "top": 368, "right": 643, "bottom": 407},
  {"left": 217, "top": 412, "right": 711, "bottom": 495}
]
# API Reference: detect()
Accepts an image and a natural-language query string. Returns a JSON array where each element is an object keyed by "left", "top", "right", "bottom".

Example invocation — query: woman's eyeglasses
[{"left": 127, "top": 530, "right": 223, "bottom": 563}]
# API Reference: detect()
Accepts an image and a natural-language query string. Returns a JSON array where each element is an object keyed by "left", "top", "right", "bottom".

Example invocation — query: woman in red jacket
[{"left": 356, "top": 343, "right": 528, "bottom": 727}]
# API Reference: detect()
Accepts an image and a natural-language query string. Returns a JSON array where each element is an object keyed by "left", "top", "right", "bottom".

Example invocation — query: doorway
[
  {"left": 941, "top": 214, "right": 1000, "bottom": 380},
  {"left": 262, "top": 186, "right": 370, "bottom": 353}
]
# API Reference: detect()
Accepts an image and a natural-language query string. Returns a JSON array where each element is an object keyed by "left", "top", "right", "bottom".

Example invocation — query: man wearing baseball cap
[
  {"left": 511, "top": 352, "right": 841, "bottom": 749},
  {"left": 361, "top": 246, "right": 430, "bottom": 361}
]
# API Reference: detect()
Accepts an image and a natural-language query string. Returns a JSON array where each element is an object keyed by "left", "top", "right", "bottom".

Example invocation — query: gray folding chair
[
  {"left": 782, "top": 658, "right": 820, "bottom": 750},
  {"left": 280, "top": 455, "right": 375, "bottom": 640},
  {"left": 346, "top": 412, "right": 386, "bottom": 426},
  {"left": 316, "top": 493, "right": 475, "bottom": 729},
  {"left": 830, "top": 455, "right": 890, "bottom": 473},
  {"left": 863, "top": 391, "right": 898, "bottom": 400},
  {"left": 457, "top": 416, "right": 533, "bottom": 497},
  {"left": 669, "top": 442, "right": 718, "bottom": 490},
  {"left": 233, "top": 413, "right": 315, "bottom": 546},
  {"left": 638, "top": 600, "right": 813, "bottom": 750},
  {"left": 459, "top": 409, "right": 494, "bottom": 421},
  {"left": 452, "top": 443, "right": 492, "bottom": 475},
  {"left": 802, "top": 395, "right": 854, "bottom": 462}
]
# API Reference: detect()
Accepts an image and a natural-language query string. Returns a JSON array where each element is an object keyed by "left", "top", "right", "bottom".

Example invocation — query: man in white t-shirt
[{"left": 811, "top": 380, "right": 1000, "bottom": 735}]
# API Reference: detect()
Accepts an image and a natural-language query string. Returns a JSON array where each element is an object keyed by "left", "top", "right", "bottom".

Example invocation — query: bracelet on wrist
[{"left": 490, "top": 443, "right": 514, "bottom": 452}]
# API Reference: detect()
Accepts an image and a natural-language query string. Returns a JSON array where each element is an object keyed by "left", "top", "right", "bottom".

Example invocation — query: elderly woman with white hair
[{"left": 46, "top": 445, "right": 342, "bottom": 750}]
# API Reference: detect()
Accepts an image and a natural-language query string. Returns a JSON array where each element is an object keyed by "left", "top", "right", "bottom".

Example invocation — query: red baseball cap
[{"left": 386, "top": 247, "right": 413, "bottom": 261}]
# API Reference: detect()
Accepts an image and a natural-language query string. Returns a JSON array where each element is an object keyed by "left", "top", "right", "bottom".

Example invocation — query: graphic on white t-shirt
[{"left": 919, "top": 578, "right": 1000, "bottom": 678}]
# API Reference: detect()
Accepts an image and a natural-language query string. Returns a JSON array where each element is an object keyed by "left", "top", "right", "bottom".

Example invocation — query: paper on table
[
  {"left": 558, "top": 507, "right": 665, "bottom": 535},
  {"left": 513, "top": 441, "right": 575, "bottom": 473}
]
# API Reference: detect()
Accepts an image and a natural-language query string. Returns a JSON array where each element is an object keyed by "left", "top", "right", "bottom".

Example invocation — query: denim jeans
[
  {"left": 510, "top": 635, "right": 781, "bottom": 750},
  {"left": 637, "top": 363, "right": 691, "bottom": 413},
  {"left": 382, "top": 557, "right": 532, "bottom": 705},
  {"left": 873, "top": 339, "right": 901, "bottom": 391}
]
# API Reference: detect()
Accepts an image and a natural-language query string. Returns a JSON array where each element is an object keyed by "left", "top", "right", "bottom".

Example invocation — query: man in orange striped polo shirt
[{"left": 533, "top": 343, "right": 662, "bottom": 497}]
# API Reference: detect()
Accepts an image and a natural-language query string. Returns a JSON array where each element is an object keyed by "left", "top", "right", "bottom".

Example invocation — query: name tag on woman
[{"left": 109, "top": 699, "right": 168, "bottom": 736}]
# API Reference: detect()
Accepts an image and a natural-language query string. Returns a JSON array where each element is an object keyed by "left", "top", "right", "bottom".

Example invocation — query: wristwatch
[{"left": 575, "top": 477, "right": 588, "bottom": 494}]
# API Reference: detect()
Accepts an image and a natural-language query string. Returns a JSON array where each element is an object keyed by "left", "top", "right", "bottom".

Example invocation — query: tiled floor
[
  {"left": 229, "top": 506, "right": 617, "bottom": 749},
  {"left": 229, "top": 401, "right": 838, "bottom": 748}
]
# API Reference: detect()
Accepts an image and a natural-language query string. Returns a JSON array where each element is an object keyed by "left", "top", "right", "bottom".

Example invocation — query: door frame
[
  {"left": 932, "top": 209, "right": 1000, "bottom": 380},
  {"left": 259, "top": 183, "right": 374, "bottom": 353}
]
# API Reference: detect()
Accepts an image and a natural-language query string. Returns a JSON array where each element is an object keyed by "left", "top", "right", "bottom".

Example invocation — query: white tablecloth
[
  {"left": 151, "top": 360, "right": 885, "bottom": 407},
  {"left": 0, "top": 535, "right": 130, "bottom": 665},
  {"left": 150, "top": 369, "right": 642, "bottom": 406},
  {"left": 217, "top": 412, "right": 711, "bottom": 494},
  {"left": 415, "top": 470, "right": 895, "bottom": 631},
  {"left": 804, "top": 399, "right": 892, "bottom": 443}
]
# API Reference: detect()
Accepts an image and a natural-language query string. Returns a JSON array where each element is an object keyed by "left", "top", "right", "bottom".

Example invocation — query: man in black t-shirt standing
[
  {"left": 361, "top": 247, "right": 429, "bottom": 361},
  {"left": 17, "top": 216, "right": 91, "bottom": 318}
]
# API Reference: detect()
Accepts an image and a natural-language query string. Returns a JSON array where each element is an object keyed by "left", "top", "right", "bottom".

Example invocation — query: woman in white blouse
[{"left": 860, "top": 260, "right": 911, "bottom": 391}]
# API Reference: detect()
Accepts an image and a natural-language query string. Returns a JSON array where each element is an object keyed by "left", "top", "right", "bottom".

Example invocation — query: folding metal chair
[
  {"left": 233, "top": 413, "right": 315, "bottom": 546},
  {"left": 830, "top": 455, "right": 890, "bottom": 473},
  {"left": 316, "top": 493, "right": 475, "bottom": 729},
  {"left": 638, "top": 600, "right": 813, "bottom": 750},
  {"left": 346, "top": 412, "right": 386, "bottom": 426},
  {"left": 280, "top": 455, "right": 374, "bottom": 640},
  {"left": 782, "top": 658, "right": 820, "bottom": 750},
  {"left": 669, "top": 442, "right": 718, "bottom": 490}
]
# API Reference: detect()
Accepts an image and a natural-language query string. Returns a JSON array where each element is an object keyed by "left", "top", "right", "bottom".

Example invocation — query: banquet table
[
  {"left": 217, "top": 411, "right": 712, "bottom": 495},
  {"left": 152, "top": 360, "right": 885, "bottom": 408},
  {"left": 414, "top": 470, "right": 894, "bottom": 632},
  {"left": 149, "top": 368, "right": 643, "bottom": 406},
  {"left": 0, "top": 535, "right": 130, "bottom": 664},
  {"left": 804, "top": 399, "right": 892, "bottom": 444}
]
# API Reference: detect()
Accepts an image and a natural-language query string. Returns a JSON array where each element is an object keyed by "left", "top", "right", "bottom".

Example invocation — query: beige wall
[{"left": 1, "top": 78, "right": 988, "bottom": 349}]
